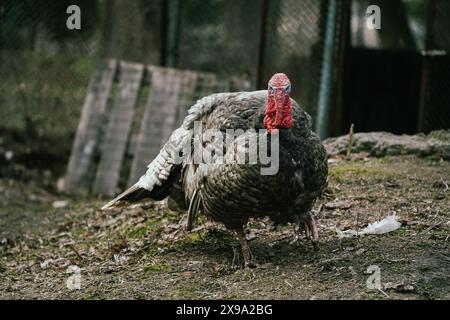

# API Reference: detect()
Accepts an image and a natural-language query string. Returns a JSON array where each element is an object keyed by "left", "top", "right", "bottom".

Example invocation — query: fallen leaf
[
  {"left": 40, "top": 259, "right": 54, "bottom": 269},
  {"left": 52, "top": 200, "right": 69, "bottom": 208},
  {"left": 325, "top": 200, "right": 353, "bottom": 210},
  {"left": 383, "top": 282, "right": 415, "bottom": 293}
]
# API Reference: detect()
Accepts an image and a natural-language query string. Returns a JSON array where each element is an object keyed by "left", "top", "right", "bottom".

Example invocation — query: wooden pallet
[{"left": 64, "top": 60, "right": 251, "bottom": 196}]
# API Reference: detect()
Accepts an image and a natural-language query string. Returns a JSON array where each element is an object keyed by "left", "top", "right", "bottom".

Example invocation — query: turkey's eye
[
  {"left": 283, "top": 85, "right": 291, "bottom": 94},
  {"left": 268, "top": 85, "right": 275, "bottom": 94}
]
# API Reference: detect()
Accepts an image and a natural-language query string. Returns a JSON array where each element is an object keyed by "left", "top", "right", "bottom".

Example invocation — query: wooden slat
[
  {"left": 196, "top": 73, "right": 218, "bottom": 98},
  {"left": 128, "top": 69, "right": 236, "bottom": 185},
  {"left": 65, "top": 60, "right": 117, "bottom": 194},
  {"left": 66, "top": 61, "right": 250, "bottom": 195},
  {"left": 92, "top": 62, "right": 144, "bottom": 195},
  {"left": 229, "top": 76, "right": 253, "bottom": 91},
  {"left": 195, "top": 72, "right": 229, "bottom": 100},
  {"left": 216, "top": 78, "right": 231, "bottom": 93},
  {"left": 174, "top": 70, "right": 199, "bottom": 127},
  {"left": 128, "top": 67, "right": 184, "bottom": 185}
]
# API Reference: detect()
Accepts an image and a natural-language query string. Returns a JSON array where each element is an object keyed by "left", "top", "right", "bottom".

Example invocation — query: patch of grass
[
  {"left": 143, "top": 262, "right": 172, "bottom": 272},
  {"left": 175, "top": 229, "right": 237, "bottom": 251},
  {"left": 329, "top": 163, "right": 393, "bottom": 183},
  {"left": 380, "top": 156, "right": 394, "bottom": 163},
  {"left": 422, "top": 154, "right": 443, "bottom": 165},
  {"left": 205, "top": 230, "right": 237, "bottom": 246},
  {"left": 123, "top": 224, "right": 149, "bottom": 239},
  {"left": 176, "top": 286, "right": 200, "bottom": 299},
  {"left": 417, "top": 240, "right": 435, "bottom": 248},
  {"left": 176, "top": 231, "right": 208, "bottom": 248},
  {"left": 122, "top": 218, "right": 162, "bottom": 239},
  {"left": 134, "top": 292, "right": 147, "bottom": 300},
  {"left": 427, "top": 129, "right": 450, "bottom": 142},
  {"left": 81, "top": 291, "right": 105, "bottom": 300},
  {"left": 120, "top": 207, "right": 182, "bottom": 240}
]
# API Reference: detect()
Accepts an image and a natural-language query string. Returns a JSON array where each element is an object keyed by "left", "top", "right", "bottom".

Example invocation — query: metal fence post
[
  {"left": 316, "top": 0, "right": 338, "bottom": 139},
  {"left": 417, "top": 0, "right": 436, "bottom": 133},
  {"left": 332, "top": 0, "right": 350, "bottom": 136},
  {"left": 167, "top": 0, "right": 181, "bottom": 68},
  {"left": 256, "top": 0, "right": 270, "bottom": 89}
]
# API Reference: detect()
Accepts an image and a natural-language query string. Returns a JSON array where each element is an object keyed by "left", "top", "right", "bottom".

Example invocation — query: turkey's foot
[
  {"left": 236, "top": 229, "right": 256, "bottom": 269},
  {"left": 299, "top": 216, "right": 318, "bottom": 243}
]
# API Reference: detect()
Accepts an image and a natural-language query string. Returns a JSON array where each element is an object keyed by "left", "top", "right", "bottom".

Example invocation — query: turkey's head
[{"left": 264, "top": 73, "right": 292, "bottom": 134}]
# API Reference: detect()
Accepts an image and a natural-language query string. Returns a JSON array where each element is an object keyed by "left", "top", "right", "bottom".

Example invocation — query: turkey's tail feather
[
  {"left": 101, "top": 165, "right": 182, "bottom": 210},
  {"left": 187, "top": 189, "right": 202, "bottom": 231},
  {"left": 102, "top": 127, "right": 190, "bottom": 211},
  {"left": 101, "top": 184, "right": 151, "bottom": 210}
]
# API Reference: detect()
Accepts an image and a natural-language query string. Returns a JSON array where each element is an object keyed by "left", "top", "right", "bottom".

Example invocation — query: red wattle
[{"left": 264, "top": 98, "right": 292, "bottom": 133}]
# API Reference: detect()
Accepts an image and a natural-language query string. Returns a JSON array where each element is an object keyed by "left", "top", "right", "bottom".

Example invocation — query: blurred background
[{"left": 0, "top": 0, "right": 449, "bottom": 191}]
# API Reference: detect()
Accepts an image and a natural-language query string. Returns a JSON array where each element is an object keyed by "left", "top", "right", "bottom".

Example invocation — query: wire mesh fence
[
  {"left": 177, "top": 0, "right": 262, "bottom": 81},
  {"left": 263, "top": 0, "right": 327, "bottom": 120},
  {"left": 0, "top": 0, "right": 337, "bottom": 169},
  {"left": 0, "top": 0, "right": 340, "bottom": 185},
  {"left": 421, "top": 0, "right": 450, "bottom": 132},
  {"left": 6, "top": 0, "right": 449, "bottom": 182},
  {"left": 176, "top": 0, "right": 337, "bottom": 120}
]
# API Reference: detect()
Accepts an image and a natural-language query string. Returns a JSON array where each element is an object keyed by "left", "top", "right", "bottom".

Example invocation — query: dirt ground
[{"left": 0, "top": 154, "right": 449, "bottom": 300}]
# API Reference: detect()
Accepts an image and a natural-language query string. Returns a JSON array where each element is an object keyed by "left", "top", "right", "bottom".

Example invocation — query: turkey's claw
[
  {"left": 304, "top": 216, "right": 318, "bottom": 242},
  {"left": 236, "top": 229, "right": 255, "bottom": 269}
]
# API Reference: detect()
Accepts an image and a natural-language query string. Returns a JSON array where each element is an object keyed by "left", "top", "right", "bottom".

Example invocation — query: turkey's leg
[
  {"left": 305, "top": 215, "right": 318, "bottom": 242},
  {"left": 236, "top": 229, "right": 250, "bottom": 269},
  {"left": 298, "top": 215, "right": 318, "bottom": 242}
]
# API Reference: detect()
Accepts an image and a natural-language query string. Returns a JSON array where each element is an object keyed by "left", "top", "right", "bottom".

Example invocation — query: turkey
[{"left": 102, "top": 73, "right": 328, "bottom": 268}]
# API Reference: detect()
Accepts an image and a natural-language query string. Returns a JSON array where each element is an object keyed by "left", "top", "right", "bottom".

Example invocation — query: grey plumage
[{"left": 102, "top": 90, "right": 328, "bottom": 267}]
